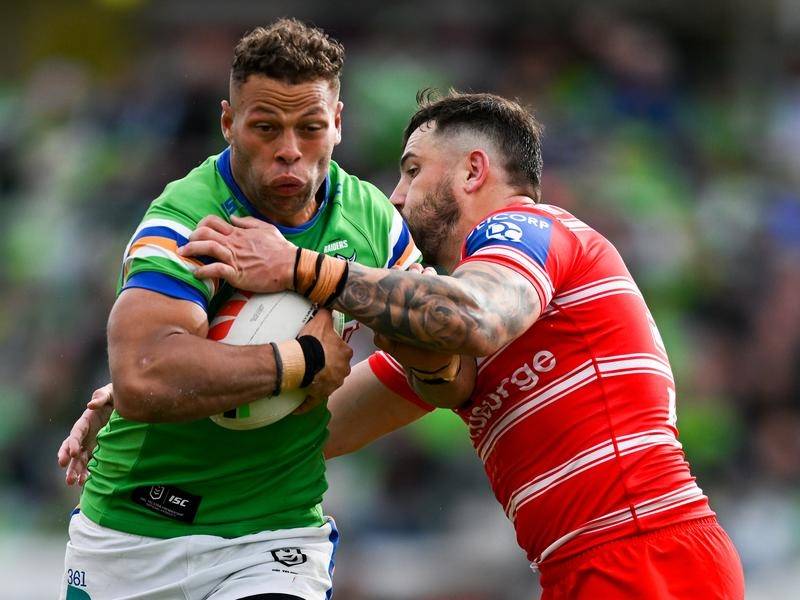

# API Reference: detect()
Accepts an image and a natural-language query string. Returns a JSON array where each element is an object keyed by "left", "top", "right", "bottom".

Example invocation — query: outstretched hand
[
  {"left": 57, "top": 383, "right": 114, "bottom": 486},
  {"left": 179, "top": 215, "right": 297, "bottom": 293}
]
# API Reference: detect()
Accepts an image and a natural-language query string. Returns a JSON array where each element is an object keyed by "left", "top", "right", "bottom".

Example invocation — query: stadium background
[{"left": 1, "top": 0, "right": 799, "bottom": 597}]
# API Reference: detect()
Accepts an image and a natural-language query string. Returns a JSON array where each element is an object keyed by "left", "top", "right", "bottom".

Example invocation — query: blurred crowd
[{"left": 1, "top": 2, "right": 799, "bottom": 598}]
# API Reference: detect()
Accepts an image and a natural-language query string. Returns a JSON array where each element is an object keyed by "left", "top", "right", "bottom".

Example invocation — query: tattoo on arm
[{"left": 335, "top": 262, "right": 541, "bottom": 356}]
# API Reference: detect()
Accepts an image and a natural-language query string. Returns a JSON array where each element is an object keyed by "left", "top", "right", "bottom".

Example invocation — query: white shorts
[{"left": 60, "top": 510, "right": 339, "bottom": 600}]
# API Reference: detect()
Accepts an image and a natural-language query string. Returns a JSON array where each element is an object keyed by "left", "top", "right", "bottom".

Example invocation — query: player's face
[
  {"left": 391, "top": 124, "right": 461, "bottom": 265},
  {"left": 222, "top": 75, "right": 342, "bottom": 226}
]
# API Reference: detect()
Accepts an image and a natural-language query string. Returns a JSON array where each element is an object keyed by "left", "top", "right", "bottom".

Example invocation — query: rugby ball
[{"left": 207, "top": 290, "right": 336, "bottom": 430}]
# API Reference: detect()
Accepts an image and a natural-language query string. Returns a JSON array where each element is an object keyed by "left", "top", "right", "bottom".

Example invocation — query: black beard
[{"left": 404, "top": 178, "right": 460, "bottom": 266}]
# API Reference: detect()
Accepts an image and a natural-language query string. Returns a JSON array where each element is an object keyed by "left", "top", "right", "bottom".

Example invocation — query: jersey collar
[{"left": 215, "top": 146, "right": 330, "bottom": 235}]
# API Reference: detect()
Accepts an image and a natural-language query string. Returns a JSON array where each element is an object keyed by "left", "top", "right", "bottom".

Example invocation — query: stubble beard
[{"left": 250, "top": 180, "right": 316, "bottom": 221}]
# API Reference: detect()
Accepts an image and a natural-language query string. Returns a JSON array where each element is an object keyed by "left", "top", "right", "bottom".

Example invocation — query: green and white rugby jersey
[{"left": 81, "top": 148, "right": 420, "bottom": 538}]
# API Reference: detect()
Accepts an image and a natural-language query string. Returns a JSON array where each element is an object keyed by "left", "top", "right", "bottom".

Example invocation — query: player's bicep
[
  {"left": 325, "top": 360, "right": 428, "bottom": 459},
  {"left": 109, "top": 288, "right": 209, "bottom": 344},
  {"left": 452, "top": 260, "right": 542, "bottom": 347}
]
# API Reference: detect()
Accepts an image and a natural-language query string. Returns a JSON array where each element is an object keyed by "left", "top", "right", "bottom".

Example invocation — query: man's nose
[
  {"left": 275, "top": 131, "right": 302, "bottom": 164},
  {"left": 389, "top": 183, "right": 406, "bottom": 209}
]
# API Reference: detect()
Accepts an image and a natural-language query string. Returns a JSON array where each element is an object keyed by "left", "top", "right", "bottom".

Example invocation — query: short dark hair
[
  {"left": 231, "top": 18, "right": 345, "bottom": 89},
  {"left": 403, "top": 90, "right": 543, "bottom": 199}
]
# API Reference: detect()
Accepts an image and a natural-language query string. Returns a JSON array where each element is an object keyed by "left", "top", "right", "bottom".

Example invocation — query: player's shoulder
[
  {"left": 471, "top": 203, "right": 595, "bottom": 240},
  {"left": 146, "top": 153, "right": 230, "bottom": 228},
  {"left": 467, "top": 203, "right": 556, "bottom": 246},
  {"left": 481, "top": 202, "right": 581, "bottom": 224}
]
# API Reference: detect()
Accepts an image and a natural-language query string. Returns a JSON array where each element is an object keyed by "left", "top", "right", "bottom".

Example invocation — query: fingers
[
  {"left": 60, "top": 438, "right": 79, "bottom": 464},
  {"left": 87, "top": 397, "right": 109, "bottom": 410},
  {"left": 59, "top": 405, "right": 102, "bottom": 486},
  {"left": 301, "top": 309, "right": 333, "bottom": 335},
  {"left": 65, "top": 468, "right": 77, "bottom": 486},
  {"left": 188, "top": 225, "right": 230, "bottom": 245},
  {"left": 88, "top": 383, "right": 113, "bottom": 409},
  {"left": 65, "top": 459, "right": 80, "bottom": 486},
  {"left": 193, "top": 262, "right": 237, "bottom": 282},
  {"left": 57, "top": 438, "right": 71, "bottom": 467},
  {"left": 309, "top": 308, "right": 332, "bottom": 325},
  {"left": 69, "top": 436, "right": 84, "bottom": 460},
  {"left": 196, "top": 215, "right": 234, "bottom": 235},
  {"left": 69, "top": 413, "right": 90, "bottom": 445},
  {"left": 396, "top": 262, "right": 437, "bottom": 276},
  {"left": 179, "top": 239, "right": 234, "bottom": 264},
  {"left": 180, "top": 239, "right": 238, "bottom": 283},
  {"left": 60, "top": 437, "right": 90, "bottom": 486},
  {"left": 66, "top": 454, "right": 90, "bottom": 487},
  {"left": 231, "top": 215, "right": 270, "bottom": 229}
]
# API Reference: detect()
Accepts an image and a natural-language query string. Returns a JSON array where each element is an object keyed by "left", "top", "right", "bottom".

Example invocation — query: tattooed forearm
[{"left": 334, "top": 262, "right": 541, "bottom": 356}]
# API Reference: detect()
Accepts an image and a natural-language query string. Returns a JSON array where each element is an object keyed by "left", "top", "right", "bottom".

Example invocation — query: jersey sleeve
[
  {"left": 458, "top": 207, "right": 573, "bottom": 309},
  {"left": 384, "top": 207, "right": 422, "bottom": 269},
  {"left": 119, "top": 212, "right": 220, "bottom": 312},
  {"left": 367, "top": 351, "right": 435, "bottom": 412}
]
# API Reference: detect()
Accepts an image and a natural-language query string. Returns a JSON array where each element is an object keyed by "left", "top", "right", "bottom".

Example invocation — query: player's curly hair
[
  {"left": 403, "top": 89, "right": 544, "bottom": 201},
  {"left": 231, "top": 18, "right": 344, "bottom": 89}
]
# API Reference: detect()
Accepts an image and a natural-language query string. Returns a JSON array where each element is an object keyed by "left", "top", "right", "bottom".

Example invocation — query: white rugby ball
[{"left": 207, "top": 290, "right": 330, "bottom": 430}]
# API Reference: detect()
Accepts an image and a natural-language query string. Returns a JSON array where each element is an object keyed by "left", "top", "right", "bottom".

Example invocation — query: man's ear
[
  {"left": 334, "top": 101, "right": 343, "bottom": 145},
  {"left": 464, "top": 149, "right": 490, "bottom": 193},
  {"left": 220, "top": 100, "right": 233, "bottom": 144}
]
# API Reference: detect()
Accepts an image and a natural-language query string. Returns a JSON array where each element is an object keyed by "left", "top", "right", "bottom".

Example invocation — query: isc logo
[{"left": 168, "top": 495, "right": 189, "bottom": 507}]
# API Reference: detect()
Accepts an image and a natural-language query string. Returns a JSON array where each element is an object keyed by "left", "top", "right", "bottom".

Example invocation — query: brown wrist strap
[
  {"left": 410, "top": 355, "right": 462, "bottom": 384},
  {"left": 293, "top": 248, "right": 349, "bottom": 307},
  {"left": 275, "top": 340, "right": 306, "bottom": 392},
  {"left": 295, "top": 249, "right": 319, "bottom": 297}
]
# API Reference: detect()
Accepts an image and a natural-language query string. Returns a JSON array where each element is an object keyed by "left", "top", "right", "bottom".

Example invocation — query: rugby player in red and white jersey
[{"left": 60, "top": 91, "right": 744, "bottom": 599}]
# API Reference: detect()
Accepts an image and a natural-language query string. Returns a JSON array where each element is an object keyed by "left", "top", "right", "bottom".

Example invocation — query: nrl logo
[
  {"left": 335, "top": 249, "right": 357, "bottom": 262},
  {"left": 271, "top": 547, "right": 308, "bottom": 567}
]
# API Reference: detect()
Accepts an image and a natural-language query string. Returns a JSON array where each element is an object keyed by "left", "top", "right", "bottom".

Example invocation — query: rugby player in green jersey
[{"left": 56, "top": 18, "right": 429, "bottom": 600}]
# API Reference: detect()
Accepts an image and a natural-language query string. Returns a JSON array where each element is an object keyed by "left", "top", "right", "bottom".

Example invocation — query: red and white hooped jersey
[{"left": 369, "top": 203, "right": 713, "bottom": 567}]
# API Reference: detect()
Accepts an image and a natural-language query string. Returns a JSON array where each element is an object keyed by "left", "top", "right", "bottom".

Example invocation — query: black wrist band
[
  {"left": 296, "top": 335, "right": 326, "bottom": 387},
  {"left": 293, "top": 247, "right": 302, "bottom": 292},
  {"left": 323, "top": 260, "right": 350, "bottom": 308},
  {"left": 269, "top": 342, "right": 283, "bottom": 396}
]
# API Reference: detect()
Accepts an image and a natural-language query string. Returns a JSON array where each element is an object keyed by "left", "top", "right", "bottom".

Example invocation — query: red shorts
[{"left": 538, "top": 517, "right": 744, "bottom": 600}]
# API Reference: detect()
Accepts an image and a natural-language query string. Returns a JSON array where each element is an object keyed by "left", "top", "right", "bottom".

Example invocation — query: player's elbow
[
  {"left": 461, "top": 309, "right": 511, "bottom": 357},
  {"left": 111, "top": 360, "right": 173, "bottom": 423},
  {"left": 112, "top": 378, "right": 157, "bottom": 422}
]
